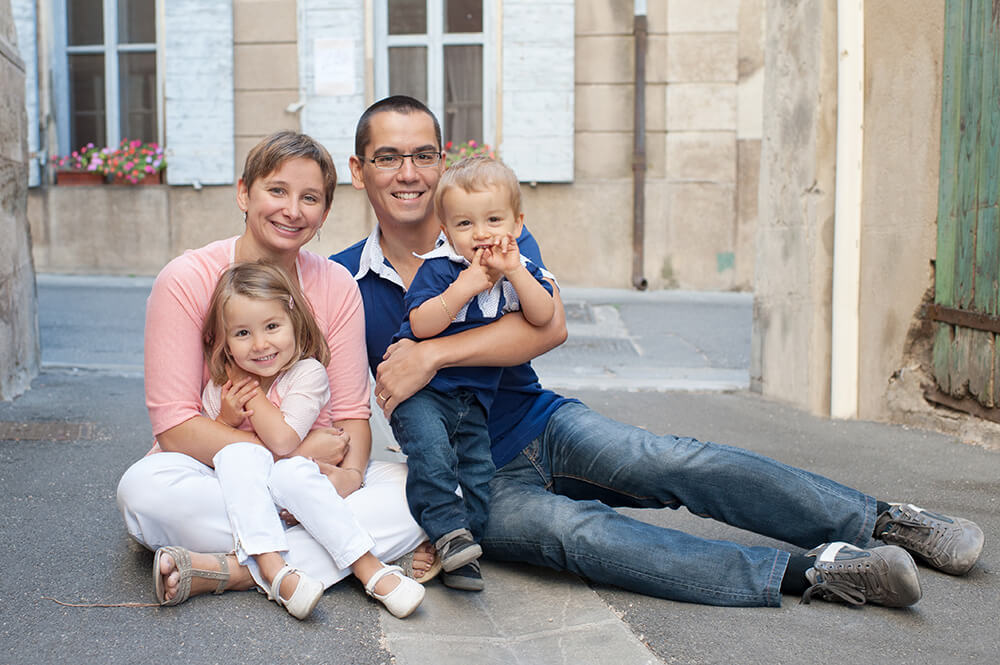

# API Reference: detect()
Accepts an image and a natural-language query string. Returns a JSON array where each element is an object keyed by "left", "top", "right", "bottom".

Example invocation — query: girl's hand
[
  {"left": 482, "top": 233, "right": 522, "bottom": 276},
  {"left": 217, "top": 377, "right": 258, "bottom": 427}
]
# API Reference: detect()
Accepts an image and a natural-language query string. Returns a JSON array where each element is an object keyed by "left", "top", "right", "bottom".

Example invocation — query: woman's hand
[
  {"left": 316, "top": 459, "right": 365, "bottom": 498},
  {"left": 375, "top": 338, "right": 440, "bottom": 417},
  {"left": 296, "top": 426, "right": 351, "bottom": 466},
  {"left": 216, "top": 377, "right": 258, "bottom": 427}
]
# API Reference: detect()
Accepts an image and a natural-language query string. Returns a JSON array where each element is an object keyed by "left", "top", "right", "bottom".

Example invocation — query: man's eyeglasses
[{"left": 363, "top": 151, "right": 442, "bottom": 170}]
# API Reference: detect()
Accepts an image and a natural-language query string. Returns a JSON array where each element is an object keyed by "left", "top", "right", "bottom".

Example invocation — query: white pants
[{"left": 117, "top": 444, "right": 426, "bottom": 589}]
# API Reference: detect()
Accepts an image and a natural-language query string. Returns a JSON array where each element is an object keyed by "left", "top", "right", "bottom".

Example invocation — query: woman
[{"left": 116, "top": 131, "right": 436, "bottom": 615}]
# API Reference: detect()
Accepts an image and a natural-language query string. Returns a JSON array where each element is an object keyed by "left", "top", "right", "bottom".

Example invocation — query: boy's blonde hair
[
  {"left": 433, "top": 154, "right": 522, "bottom": 222},
  {"left": 202, "top": 261, "right": 330, "bottom": 385}
]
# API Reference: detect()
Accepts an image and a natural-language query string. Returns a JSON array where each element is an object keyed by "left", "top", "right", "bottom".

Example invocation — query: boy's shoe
[
  {"left": 442, "top": 560, "right": 485, "bottom": 592},
  {"left": 801, "top": 542, "right": 921, "bottom": 607},
  {"left": 436, "top": 528, "right": 483, "bottom": 573},
  {"left": 874, "top": 502, "right": 984, "bottom": 575}
]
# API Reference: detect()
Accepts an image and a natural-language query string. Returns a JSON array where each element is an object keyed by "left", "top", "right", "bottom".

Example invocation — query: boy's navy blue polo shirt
[
  {"left": 331, "top": 225, "right": 575, "bottom": 468},
  {"left": 395, "top": 246, "right": 553, "bottom": 411}
]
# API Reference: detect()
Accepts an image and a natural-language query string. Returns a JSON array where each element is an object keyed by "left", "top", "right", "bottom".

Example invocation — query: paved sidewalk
[{"left": 1, "top": 275, "right": 996, "bottom": 665}]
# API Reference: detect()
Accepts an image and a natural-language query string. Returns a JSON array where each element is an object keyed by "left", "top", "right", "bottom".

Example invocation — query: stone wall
[
  {"left": 0, "top": 0, "right": 39, "bottom": 399},
  {"left": 752, "top": 0, "right": 837, "bottom": 415},
  {"left": 25, "top": 1, "right": 765, "bottom": 291}
]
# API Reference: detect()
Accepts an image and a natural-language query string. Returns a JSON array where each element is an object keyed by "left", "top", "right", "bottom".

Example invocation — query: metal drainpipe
[{"left": 632, "top": 6, "right": 649, "bottom": 291}]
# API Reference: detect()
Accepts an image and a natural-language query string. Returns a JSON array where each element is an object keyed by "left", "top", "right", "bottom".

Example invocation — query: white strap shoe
[
  {"left": 265, "top": 565, "right": 323, "bottom": 620},
  {"left": 364, "top": 564, "right": 425, "bottom": 618}
]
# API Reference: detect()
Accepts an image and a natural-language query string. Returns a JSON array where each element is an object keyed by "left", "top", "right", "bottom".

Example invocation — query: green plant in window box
[
  {"left": 444, "top": 139, "right": 495, "bottom": 167},
  {"left": 100, "top": 139, "right": 167, "bottom": 184},
  {"left": 50, "top": 143, "right": 105, "bottom": 185}
]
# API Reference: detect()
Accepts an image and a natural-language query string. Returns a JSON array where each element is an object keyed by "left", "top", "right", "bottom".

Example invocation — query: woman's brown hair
[{"left": 202, "top": 261, "right": 330, "bottom": 385}]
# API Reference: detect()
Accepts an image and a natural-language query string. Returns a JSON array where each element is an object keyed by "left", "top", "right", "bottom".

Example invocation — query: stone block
[
  {"left": 735, "top": 138, "right": 760, "bottom": 290},
  {"left": 234, "top": 43, "right": 299, "bottom": 90},
  {"left": 738, "top": 0, "right": 765, "bottom": 77},
  {"left": 666, "top": 131, "right": 737, "bottom": 182},
  {"left": 666, "top": 83, "right": 737, "bottom": 131},
  {"left": 666, "top": 33, "right": 739, "bottom": 82},
  {"left": 646, "top": 34, "right": 668, "bottom": 83},
  {"left": 667, "top": 0, "right": 740, "bottom": 33},
  {"left": 43, "top": 187, "right": 172, "bottom": 274},
  {"left": 665, "top": 182, "right": 737, "bottom": 289},
  {"left": 521, "top": 180, "right": 633, "bottom": 287},
  {"left": 645, "top": 83, "right": 667, "bottom": 132},
  {"left": 576, "top": 35, "right": 633, "bottom": 84},
  {"left": 234, "top": 0, "right": 297, "bottom": 43},
  {"left": 576, "top": 84, "right": 633, "bottom": 132},
  {"left": 576, "top": 0, "right": 633, "bottom": 35},
  {"left": 234, "top": 90, "right": 302, "bottom": 136},
  {"left": 574, "top": 131, "right": 633, "bottom": 180},
  {"left": 168, "top": 186, "right": 242, "bottom": 259}
]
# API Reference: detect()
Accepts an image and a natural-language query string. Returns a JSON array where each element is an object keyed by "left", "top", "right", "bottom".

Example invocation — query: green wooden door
[{"left": 931, "top": 0, "right": 1000, "bottom": 412}]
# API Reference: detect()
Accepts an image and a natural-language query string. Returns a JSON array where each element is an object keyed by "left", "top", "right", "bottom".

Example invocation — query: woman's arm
[
  {"left": 157, "top": 415, "right": 265, "bottom": 466},
  {"left": 375, "top": 284, "right": 567, "bottom": 415}
]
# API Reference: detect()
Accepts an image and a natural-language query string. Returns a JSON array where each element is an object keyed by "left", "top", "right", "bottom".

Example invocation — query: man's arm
[{"left": 375, "top": 284, "right": 566, "bottom": 415}]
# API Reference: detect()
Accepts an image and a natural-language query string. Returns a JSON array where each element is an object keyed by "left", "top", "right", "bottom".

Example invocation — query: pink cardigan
[{"left": 144, "top": 237, "right": 370, "bottom": 447}]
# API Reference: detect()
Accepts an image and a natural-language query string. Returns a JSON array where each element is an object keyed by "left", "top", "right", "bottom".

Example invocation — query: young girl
[{"left": 195, "top": 261, "right": 427, "bottom": 619}]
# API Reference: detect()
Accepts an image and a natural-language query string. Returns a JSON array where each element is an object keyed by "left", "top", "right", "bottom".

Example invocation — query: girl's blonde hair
[
  {"left": 433, "top": 154, "right": 522, "bottom": 221},
  {"left": 202, "top": 261, "right": 330, "bottom": 385}
]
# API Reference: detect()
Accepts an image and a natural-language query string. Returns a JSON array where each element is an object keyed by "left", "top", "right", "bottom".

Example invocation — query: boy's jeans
[
  {"left": 482, "top": 402, "right": 878, "bottom": 607},
  {"left": 391, "top": 386, "right": 496, "bottom": 544}
]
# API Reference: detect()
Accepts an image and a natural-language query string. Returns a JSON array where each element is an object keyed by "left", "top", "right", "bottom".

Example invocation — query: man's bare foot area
[{"left": 158, "top": 551, "right": 250, "bottom": 603}]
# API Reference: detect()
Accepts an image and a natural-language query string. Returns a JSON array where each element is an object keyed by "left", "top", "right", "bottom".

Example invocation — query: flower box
[
  {"left": 110, "top": 171, "right": 164, "bottom": 186},
  {"left": 55, "top": 171, "right": 106, "bottom": 186}
]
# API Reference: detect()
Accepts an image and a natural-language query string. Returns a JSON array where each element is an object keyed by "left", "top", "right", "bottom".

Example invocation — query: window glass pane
[
  {"left": 68, "top": 53, "right": 106, "bottom": 148},
  {"left": 445, "top": 0, "right": 482, "bottom": 33},
  {"left": 389, "top": 46, "right": 427, "bottom": 102},
  {"left": 443, "top": 45, "right": 482, "bottom": 144},
  {"left": 67, "top": 0, "right": 104, "bottom": 46},
  {"left": 118, "top": 0, "right": 156, "bottom": 44},
  {"left": 119, "top": 52, "right": 157, "bottom": 142},
  {"left": 388, "top": 0, "right": 426, "bottom": 35}
]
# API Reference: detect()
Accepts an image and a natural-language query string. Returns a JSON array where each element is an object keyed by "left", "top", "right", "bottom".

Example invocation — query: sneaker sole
[
  {"left": 442, "top": 571, "right": 485, "bottom": 592},
  {"left": 441, "top": 543, "right": 483, "bottom": 573}
]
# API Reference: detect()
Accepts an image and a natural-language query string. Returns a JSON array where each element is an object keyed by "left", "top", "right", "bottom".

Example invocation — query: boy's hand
[
  {"left": 481, "top": 233, "right": 522, "bottom": 276},
  {"left": 217, "top": 377, "right": 258, "bottom": 427},
  {"left": 456, "top": 248, "right": 497, "bottom": 294}
]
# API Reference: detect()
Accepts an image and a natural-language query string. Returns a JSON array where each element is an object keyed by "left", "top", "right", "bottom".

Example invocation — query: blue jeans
[
  {"left": 390, "top": 386, "right": 496, "bottom": 543},
  {"left": 482, "top": 402, "right": 877, "bottom": 607}
]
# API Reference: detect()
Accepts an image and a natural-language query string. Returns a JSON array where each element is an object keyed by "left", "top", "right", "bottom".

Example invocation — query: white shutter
[
  {"left": 162, "top": 0, "right": 234, "bottom": 185},
  {"left": 501, "top": 0, "right": 574, "bottom": 182},
  {"left": 297, "top": 0, "right": 366, "bottom": 184},
  {"left": 12, "top": 0, "right": 39, "bottom": 187}
]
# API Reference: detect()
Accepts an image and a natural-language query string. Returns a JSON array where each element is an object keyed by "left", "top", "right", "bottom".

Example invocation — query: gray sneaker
[
  {"left": 435, "top": 528, "right": 483, "bottom": 573},
  {"left": 875, "top": 503, "right": 984, "bottom": 575},
  {"left": 801, "top": 542, "right": 921, "bottom": 607}
]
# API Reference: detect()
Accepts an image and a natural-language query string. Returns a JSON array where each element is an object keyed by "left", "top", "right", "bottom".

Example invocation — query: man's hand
[
  {"left": 217, "top": 377, "right": 258, "bottom": 427},
  {"left": 375, "top": 338, "right": 439, "bottom": 417}
]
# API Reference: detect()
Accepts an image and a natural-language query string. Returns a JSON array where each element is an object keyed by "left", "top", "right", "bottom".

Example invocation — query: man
[{"left": 332, "top": 96, "right": 983, "bottom": 607}]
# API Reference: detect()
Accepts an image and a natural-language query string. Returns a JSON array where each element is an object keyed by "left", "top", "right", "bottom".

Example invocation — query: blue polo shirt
[
  {"left": 395, "top": 247, "right": 553, "bottom": 411},
  {"left": 332, "top": 225, "right": 574, "bottom": 468}
]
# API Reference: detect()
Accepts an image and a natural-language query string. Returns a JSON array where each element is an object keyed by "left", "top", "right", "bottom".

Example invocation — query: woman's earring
[{"left": 243, "top": 211, "right": 247, "bottom": 223}]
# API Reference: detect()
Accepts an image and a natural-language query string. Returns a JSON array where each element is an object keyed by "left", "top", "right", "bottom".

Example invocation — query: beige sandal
[
  {"left": 153, "top": 546, "right": 230, "bottom": 606},
  {"left": 392, "top": 543, "right": 443, "bottom": 584}
]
